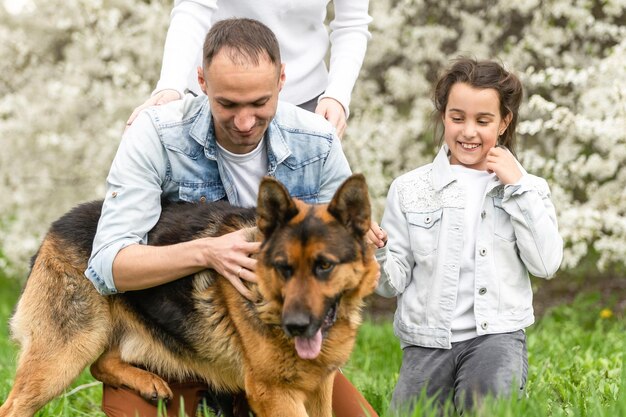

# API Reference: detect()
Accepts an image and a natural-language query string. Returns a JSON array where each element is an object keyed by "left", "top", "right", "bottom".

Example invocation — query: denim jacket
[
  {"left": 375, "top": 145, "right": 563, "bottom": 349},
  {"left": 86, "top": 95, "right": 351, "bottom": 295}
]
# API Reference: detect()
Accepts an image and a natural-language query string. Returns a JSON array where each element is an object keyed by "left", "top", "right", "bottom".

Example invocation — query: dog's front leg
[
  {"left": 306, "top": 372, "right": 334, "bottom": 417},
  {"left": 90, "top": 347, "right": 173, "bottom": 403},
  {"left": 245, "top": 378, "right": 308, "bottom": 417}
]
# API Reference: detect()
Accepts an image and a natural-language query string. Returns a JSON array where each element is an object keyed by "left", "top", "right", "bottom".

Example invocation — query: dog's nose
[{"left": 283, "top": 311, "right": 313, "bottom": 338}]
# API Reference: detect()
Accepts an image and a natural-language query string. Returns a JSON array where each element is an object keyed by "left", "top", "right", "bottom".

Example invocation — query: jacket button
[
  {"left": 478, "top": 287, "right": 487, "bottom": 295},
  {"left": 111, "top": 191, "right": 118, "bottom": 198},
  {"left": 481, "top": 210, "right": 486, "bottom": 219},
  {"left": 481, "top": 321, "right": 488, "bottom": 330},
  {"left": 424, "top": 216, "right": 432, "bottom": 224},
  {"left": 199, "top": 196, "right": 207, "bottom": 203},
  {"left": 479, "top": 248, "right": 487, "bottom": 256}
]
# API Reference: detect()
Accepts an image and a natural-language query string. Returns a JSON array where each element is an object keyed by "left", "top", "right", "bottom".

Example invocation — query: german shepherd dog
[{"left": 0, "top": 174, "right": 378, "bottom": 417}]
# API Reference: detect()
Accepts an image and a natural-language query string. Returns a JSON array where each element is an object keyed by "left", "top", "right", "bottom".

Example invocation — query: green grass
[
  {"left": 344, "top": 292, "right": 626, "bottom": 417},
  {"left": 0, "top": 272, "right": 624, "bottom": 416},
  {"left": 0, "top": 275, "right": 105, "bottom": 416}
]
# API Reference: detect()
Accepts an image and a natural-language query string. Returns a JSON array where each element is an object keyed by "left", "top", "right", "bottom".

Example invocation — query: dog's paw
[{"left": 135, "top": 374, "right": 173, "bottom": 404}]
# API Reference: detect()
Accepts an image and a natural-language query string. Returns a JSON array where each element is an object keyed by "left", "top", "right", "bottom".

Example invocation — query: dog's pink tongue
[{"left": 294, "top": 329, "right": 322, "bottom": 360}]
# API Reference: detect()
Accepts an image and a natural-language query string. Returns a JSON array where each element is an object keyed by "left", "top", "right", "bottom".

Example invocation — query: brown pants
[{"left": 102, "top": 372, "right": 378, "bottom": 417}]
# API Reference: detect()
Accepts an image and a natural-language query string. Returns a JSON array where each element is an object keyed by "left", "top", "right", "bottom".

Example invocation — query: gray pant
[{"left": 391, "top": 330, "right": 528, "bottom": 415}]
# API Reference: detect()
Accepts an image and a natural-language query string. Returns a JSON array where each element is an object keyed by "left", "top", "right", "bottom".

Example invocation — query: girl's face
[{"left": 443, "top": 82, "right": 510, "bottom": 170}]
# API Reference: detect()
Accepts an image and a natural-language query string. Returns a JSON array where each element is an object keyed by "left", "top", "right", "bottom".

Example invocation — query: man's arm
[
  {"left": 87, "top": 112, "right": 167, "bottom": 294},
  {"left": 86, "top": 112, "right": 259, "bottom": 298},
  {"left": 113, "top": 230, "right": 259, "bottom": 299}
]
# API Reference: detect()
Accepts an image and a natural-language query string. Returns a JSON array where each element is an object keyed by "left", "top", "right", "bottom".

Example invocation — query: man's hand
[
  {"left": 315, "top": 97, "right": 347, "bottom": 138},
  {"left": 125, "top": 89, "right": 182, "bottom": 130},
  {"left": 486, "top": 146, "right": 523, "bottom": 185},
  {"left": 202, "top": 229, "right": 260, "bottom": 300}
]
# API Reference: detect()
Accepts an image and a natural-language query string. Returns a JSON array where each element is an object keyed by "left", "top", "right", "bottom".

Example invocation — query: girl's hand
[
  {"left": 366, "top": 221, "right": 388, "bottom": 248},
  {"left": 486, "top": 146, "right": 523, "bottom": 185}
]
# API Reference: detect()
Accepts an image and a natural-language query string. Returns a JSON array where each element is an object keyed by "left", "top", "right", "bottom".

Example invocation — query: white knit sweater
[{"left": 155, "top": 0, "right": 371, "bottom": 115}]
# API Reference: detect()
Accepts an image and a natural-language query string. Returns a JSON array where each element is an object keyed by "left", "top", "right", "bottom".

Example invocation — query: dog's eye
[
  {"left": 314, "top": 261, "right": 335, "bottom": 277},
  {"left": 274, "top": 262, "right": 293, "bottom": 279}
]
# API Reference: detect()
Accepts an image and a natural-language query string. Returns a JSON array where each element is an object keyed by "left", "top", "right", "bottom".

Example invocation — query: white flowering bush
[
  {"left": 345, "top": 0, "right": 626, "bottom": 275},
  {"left": 0, "top": 0, "right": 169, "bottom": 275},
  {"left": 1, "top": 0, "right": 625, "bottom": 277}
]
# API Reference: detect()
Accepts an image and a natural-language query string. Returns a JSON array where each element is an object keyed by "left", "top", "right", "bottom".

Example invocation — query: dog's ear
[
  {"left": 327, "top": 174, "right": 371, "bottom": 238},
  {"left": 257, "top": 176, "right": 299, "bottom": 237}
]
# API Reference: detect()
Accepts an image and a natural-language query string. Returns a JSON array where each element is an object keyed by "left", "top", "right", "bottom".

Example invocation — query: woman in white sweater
[{"left": 127, "top": 0, "right": 372, "bottom": 138}]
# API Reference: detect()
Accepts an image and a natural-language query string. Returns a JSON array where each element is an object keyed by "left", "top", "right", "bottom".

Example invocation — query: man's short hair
[{"left": 203, "top": 18, "right": 281, "bottom": 69}]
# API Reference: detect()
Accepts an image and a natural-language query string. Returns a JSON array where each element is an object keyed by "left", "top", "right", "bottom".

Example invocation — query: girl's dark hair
[
  {"left": 203, "top": 18, "right": 281, "bottom": 70},
  {"left": 433, "top": 57, "right": 523, "bottom": 154}
]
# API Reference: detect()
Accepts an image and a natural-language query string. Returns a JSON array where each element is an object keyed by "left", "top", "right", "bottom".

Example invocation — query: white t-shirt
[
  {"left": 216, "top": 138, "right": 268, "bottom": 207},
  {"left": 450, "top": 165, "right": 495, "bottom": 342}
]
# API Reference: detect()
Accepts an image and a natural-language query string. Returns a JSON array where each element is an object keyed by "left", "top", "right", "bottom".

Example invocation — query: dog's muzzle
[{"left": 282, "top": 297, "right": 340, "bottom": 360}]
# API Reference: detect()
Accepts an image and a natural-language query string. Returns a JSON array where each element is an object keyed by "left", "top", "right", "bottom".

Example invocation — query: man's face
[{"left": 198, "top": 50, "right": 285, "bottom": 154}]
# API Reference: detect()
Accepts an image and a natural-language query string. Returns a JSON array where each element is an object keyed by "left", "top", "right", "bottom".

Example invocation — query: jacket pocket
[
  {"left": 493, "top": 199, "right": 516, "bottom": 242},
  {"left": 178, "top": 184, "right": 226, "bottom": 203},
  {"left": 406, "top": 209, "right": 442, "bottom": 255}
]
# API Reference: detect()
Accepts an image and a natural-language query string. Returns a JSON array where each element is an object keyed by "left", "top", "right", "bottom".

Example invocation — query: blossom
[{"left": 600, "top": 309, "right": 613, "bottom": 320}]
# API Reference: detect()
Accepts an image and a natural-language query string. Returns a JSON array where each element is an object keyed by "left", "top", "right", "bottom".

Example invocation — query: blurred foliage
[
  {"left": 0, "top": 0, "right": 625, "bottom": 279},
  {"left": 0, "top": 0, "right": 169, "bottom": 275}
]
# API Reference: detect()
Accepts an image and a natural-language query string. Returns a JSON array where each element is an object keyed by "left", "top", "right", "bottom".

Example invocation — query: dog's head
[{"left": 255, "top": 174, "right": 378, "bottom": 360}]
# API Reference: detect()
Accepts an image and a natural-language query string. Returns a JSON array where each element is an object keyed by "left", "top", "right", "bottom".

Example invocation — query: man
[{"left": 86, "top": 18, "right": 379, "bottom": 417}]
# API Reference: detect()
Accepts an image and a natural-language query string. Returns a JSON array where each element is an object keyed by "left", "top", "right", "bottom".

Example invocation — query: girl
[{"left": 368, "top": 58, "right": 563, "bottom": 414}]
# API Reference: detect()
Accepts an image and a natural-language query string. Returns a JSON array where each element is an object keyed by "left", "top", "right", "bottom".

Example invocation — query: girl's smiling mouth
[{"left": 459, "top": 141, "right": 481, "bottom": 150}]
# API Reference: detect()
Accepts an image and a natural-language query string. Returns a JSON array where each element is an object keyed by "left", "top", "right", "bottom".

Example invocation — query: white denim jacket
[{"left": 376, "top": 145, "right": 563, "bottom": 349}]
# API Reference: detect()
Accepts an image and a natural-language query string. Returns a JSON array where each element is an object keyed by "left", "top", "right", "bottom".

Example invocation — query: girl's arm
[
  {"left": 502, "top": 175, "right": 563, "bottom": 278},
  {"left": 375, "top": 180, "right": 415, "bottom": 297}
]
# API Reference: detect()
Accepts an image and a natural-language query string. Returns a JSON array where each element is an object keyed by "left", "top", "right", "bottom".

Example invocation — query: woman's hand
[
  {"left": 125, "top": 89, "right": 182, "bottom": 129},
  {"left": 315, "top": 97, "right": 347, "bottom": 138}
]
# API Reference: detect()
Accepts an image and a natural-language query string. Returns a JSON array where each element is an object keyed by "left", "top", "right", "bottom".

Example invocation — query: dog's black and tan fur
[{"left": 0, "top": 174, "right": 378, "bottom": 417}]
